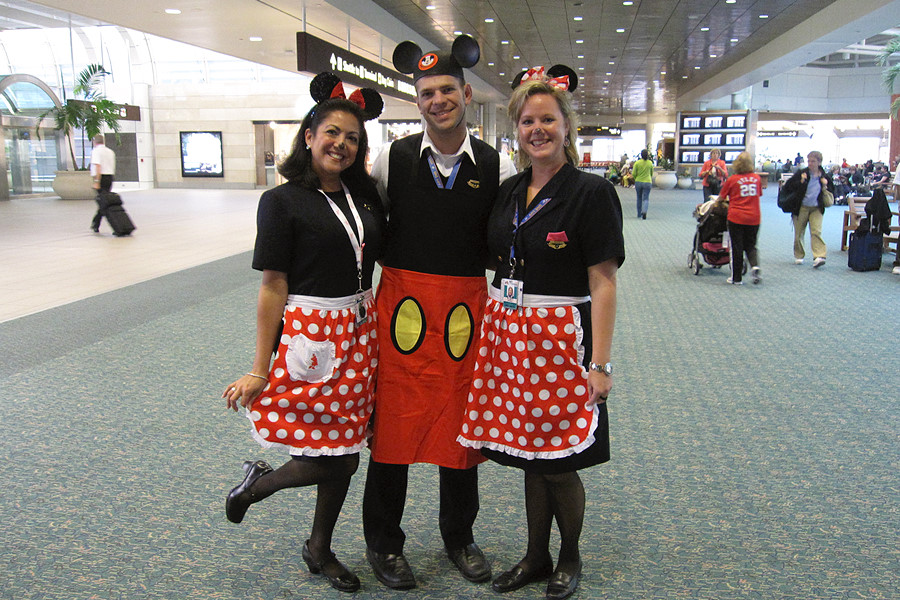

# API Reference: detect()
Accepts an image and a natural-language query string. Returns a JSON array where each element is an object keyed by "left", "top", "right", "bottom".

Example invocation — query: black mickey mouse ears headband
[
  {"left": 392, "top": 34, "right": 480, "bottom": 82},
  {"left": 511, "top": 65, "right": 578, "bottom": 92},
  {"left": 309, "top": 72, "right": 384, "bottom": 121}
]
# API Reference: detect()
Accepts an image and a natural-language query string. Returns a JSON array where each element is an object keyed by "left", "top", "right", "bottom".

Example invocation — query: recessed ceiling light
[
  {"left": 499, "top": 72, "right": 505, "bottom": 76},
  {"left": 488, "top": 62, "right": 494, "bottom": 66},
  {"left": 249, "top": 36, "right": 262, "bottom": 42},
  {"left": 576, "top": 40, "right": 584, "bottom": 44},
  {"left": 709, "top": 53, "right": 717, "bottom": 57},
  {"left": 616, "top": 28, "right": 625, "bottom": 33},
  {"left": 425, "top": 4, "right": 436, "bottom": 9},
  {"left": 608, "top": 61, "right": 615, "bottom": 65},
  {"left": 501, "top": 40, "right": 509, "bottom": 44},
  {"left": 165, "top": 8, "right": 181, "bottom": 14},
  {"left": 606, "top": 72, "right": 612, "bottom": 75},
  {"left": 579, "top": 67, "right": 584, "bottom": 70},
  {"left": 700, "top": 27, "right": 709, "bottom": 32},
  {"left": 694, "top": 66, "right": 701, "bottom": 69},
  {"left": 660, "top": 70, "right": 666, "bottom": 74},
  {"left": 759, "top": 14, "right": 768, "bottom": 18},
  {"left": 454, "top": 31, "right": 462, "bottom": 35},
  {"left": 623, "top": 1, "right": 633, "bottom": 5},
  {"left": 574, "top": 16, "right": 583, "bottom": 21},
  {"left": 485, "top": 17, "right": 494, "bottom": 23},
  {"left": 731, "top": 38, "right": 739, "bottom": 42},
  {"left": 577, "top": 55, "right": 585, "bottom": 59},
  {"left": 513, "top": 55, "right": 520, "bottom": 59},
  {"left": 603, "top": 80, "right": 609, "bottom": 84},
  {"left": 726, "top": 0, "right": 736, "bottom": 3},
  {"left": 682, "top": 75, "right": 688, "bottom": 79}
]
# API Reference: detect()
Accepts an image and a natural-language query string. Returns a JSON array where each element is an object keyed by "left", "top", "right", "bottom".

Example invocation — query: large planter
[
  {"left": 677, "top": 176, "right": 694, "bottom": 189},
  {"left": 654, "top": 170, "right": 677, "bottom": 190},
  {"left": 52, "top": 170, "right": 95, "bottom": 200}
]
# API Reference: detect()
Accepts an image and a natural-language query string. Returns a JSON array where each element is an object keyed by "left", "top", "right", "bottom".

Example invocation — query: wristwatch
[{"left": 589, "top": 362, "right": 613, "bottom": 376}]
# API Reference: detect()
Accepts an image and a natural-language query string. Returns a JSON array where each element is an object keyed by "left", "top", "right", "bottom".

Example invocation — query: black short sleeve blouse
[
  {"left": 252, "top": 180, "right": 384, "bottom": 297},
  {"left": 488, "top": 164, "right": 624, "bottom": 296}
]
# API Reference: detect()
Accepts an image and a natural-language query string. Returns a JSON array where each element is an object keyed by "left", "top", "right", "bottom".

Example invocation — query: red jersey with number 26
[{"left": 719, "top": 173, "right": 761, "bottom": 226}]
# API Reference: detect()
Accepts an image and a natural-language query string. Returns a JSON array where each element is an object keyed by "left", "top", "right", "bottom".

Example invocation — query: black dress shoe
[
  {"left": 366, "top": 548, "right": 416, "bottom": 590},
  {"left": 225, "top": 460, "right": 272, "bottom": 523},
  {"left": 447, "top": 542, "right": 491, "bottom": 582},
  {"left": 492, "top": 561, "right": 554, "bottom": 593},
  {"left": 545, "top": 564, "right": 581, "bottom": 600},
  {"left": 302, "top": 540, "right": 360, "bottom": 593}
]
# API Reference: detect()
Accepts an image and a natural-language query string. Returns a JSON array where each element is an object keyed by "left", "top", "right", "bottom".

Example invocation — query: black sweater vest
[{"left": 384, "top": 133, "right": 501, "bottom": 277}]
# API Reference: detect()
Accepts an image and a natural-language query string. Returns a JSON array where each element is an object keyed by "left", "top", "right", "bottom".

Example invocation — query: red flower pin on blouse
[{"left": 546, "top": 231, "right": 569, "bottom": 249}]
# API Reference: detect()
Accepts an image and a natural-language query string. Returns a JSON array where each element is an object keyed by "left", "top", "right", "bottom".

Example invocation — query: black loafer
[
  {"left": 492, "top": 562, "right": 554, "bottom": 593},
  {"left": 302, "top": 540, "right": 360, "bottom": 593},
  {"left": 366, "top": 548, "right": 416, "bottom": 590},
  {"left": 225, "top": 460, "right": 272, "bottom": 523},
  {"left": 545, "top": 565, "right": 581, "bottom": 600},
  {"left": 447, "top": 542, "right": 491, "bottom": 582}
]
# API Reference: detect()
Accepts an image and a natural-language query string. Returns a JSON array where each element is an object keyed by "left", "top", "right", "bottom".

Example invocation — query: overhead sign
[
  {"left": 296, "top": 32, "right": 416, "bottom": 102},
  {"left": 577, "top": 125, "right": 622, "bottom": 137},
  {"left": 68, "top": 99, "right": 141, "bottom": 121},
  {"left": 758, "top": 130, "right": 799, "bottom": 137}
]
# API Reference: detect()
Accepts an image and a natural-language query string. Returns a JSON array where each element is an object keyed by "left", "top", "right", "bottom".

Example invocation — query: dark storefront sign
[
  {"left": 577, "top": 125, "right": 622, "bottom": 137},
  {"left": 758, "top": 130, "right": 799, "bottom": 137},
  {"left": 68, "top": 99, "right": 141, "bottom": 121},
  {"left": 296, "top": 32, "right": 416, "bottom": 102}
]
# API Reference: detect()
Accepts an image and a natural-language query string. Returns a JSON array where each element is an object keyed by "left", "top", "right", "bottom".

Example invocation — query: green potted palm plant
[
  {"left": 37, "top": 64, "right": 122, "bottom": 199},
  {"left": 878, "top": 35, "right": 900, "bottom": 120}
]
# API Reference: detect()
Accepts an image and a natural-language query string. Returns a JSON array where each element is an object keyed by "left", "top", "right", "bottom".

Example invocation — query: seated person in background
[
  {"left": 871, "top": 165, "right": 890, "bottom": 189},
  {"left": 830, "top": 166, "right": 850, "bottom": 200},
  {"left": 620, "top": 162, "right": 634, "bottom": 187}
]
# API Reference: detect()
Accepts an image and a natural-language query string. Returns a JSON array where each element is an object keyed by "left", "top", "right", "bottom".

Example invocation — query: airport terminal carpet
[{"left": 1, "top": 185, "right": 897, "bottom": 599}]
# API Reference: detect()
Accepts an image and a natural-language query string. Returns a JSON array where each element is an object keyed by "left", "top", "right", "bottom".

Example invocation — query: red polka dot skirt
[
  {"left": 246, "top": 295, "right": 377, "bottom": 457},
  {"left": 458, "top": 297, "right": 599, "bottom": 460}
]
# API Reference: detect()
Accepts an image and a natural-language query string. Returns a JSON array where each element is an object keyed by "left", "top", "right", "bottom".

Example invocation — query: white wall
[
  {"left": 150, "top": 80, "right": 314, "bottom": 188},
  {"left": 750, "top": 66, "right": 889, "bottom": 115}
]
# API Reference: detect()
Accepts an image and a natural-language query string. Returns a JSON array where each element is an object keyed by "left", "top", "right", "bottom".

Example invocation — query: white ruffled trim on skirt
[
  {"left": 456, "top": 406, "right": 598, "bottom": 461},
  {"left": 244, "top": 407, "right": 368, "bottom": 457}
]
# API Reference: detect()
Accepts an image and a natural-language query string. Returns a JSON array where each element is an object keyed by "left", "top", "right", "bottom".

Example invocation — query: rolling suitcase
[
  {"left": 106, "top": 204, "right": 136, "bottom": 237},
  {"left": 847, "top": 231, "right": 882, "bottom": 271}
]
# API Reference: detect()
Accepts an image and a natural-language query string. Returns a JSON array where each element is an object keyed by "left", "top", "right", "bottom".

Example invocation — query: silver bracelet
[{"left": 245, "top": 372, "right": 268, "bottom": 381}]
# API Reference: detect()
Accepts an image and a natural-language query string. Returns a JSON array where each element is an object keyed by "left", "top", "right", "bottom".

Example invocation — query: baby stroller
[{"left": 687, "top": 196, "right": 745, "bottom": 276}]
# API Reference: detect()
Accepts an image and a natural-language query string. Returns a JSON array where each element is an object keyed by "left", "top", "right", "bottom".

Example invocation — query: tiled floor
[{"left": 0, "top": 189, "right": 260, "bottom": 322}]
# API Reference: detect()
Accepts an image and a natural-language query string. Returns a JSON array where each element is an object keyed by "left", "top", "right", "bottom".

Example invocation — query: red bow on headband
[
  {"left": 521, "top": 67, "right": 571, "bottom": 91},
  {"left": 328, "top": 81, "right": 369, "bottom": 111}
]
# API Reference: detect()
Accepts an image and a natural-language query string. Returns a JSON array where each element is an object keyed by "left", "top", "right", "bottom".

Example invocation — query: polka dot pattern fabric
[
  {"left": 458, "top": 297, "right": 598, "bottom": 460},
  {"left": 246, "top": 299, "right": 377, "bottom": 457}
]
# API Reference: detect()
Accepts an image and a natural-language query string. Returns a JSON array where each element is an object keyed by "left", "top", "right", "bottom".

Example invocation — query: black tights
[
  {"left": 248, "top": 454, "right": 359, "bottom": 560},
  {"left": 519, "top": 471, "right": 585, "bottom": 574}
]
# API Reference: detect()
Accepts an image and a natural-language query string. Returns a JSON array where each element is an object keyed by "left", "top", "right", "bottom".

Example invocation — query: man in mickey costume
[{"left": 364, "top": 35, "right": 515, "bottom": 589}]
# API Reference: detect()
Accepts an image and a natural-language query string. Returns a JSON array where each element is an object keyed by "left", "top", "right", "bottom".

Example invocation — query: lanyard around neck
[
  {"left": 319, "top": 183, "right": 365, "bottom": 291},
  {"left": 508, "top": 194, "right": 552, "bottom": 277},
  {"left": 427, "top": 152, "right": 463, "bottom": 189}
]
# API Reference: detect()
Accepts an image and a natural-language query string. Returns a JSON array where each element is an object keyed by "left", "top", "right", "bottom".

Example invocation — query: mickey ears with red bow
[
  {"left": 392, "top": 34, "right": 480, "bottom": 83},
  {"left": 512, "top": 65, "right": 578, "bottom": 92},
  {"left": 309, "top": 72, "right": 384, "bottom": 121}
]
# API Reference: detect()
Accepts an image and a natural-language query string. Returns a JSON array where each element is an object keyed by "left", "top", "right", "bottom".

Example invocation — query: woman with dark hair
[
  {"left": 222, "top": 74, "right": 384, "bottom": 593},
  {"left": 459, "top": 73, "right": 624, "bottom": 600},
  {"left": 718, "top": 151, "right": 762, "bottom": 284}
]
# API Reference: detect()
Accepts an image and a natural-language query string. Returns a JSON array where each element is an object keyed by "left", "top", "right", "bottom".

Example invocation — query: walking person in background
[
  {"left": 632, "top": 149, "right": 653, "bottom": 219},
  {"left": 90, "top": 134, "right": 115, "bottom": 233},
  {"left": 717, "top": 152, "right": 762, "bottom": 285},
  {"left": 222, "top": 73, "right": 384, "bottom": 593},
  {"left": 780, "top": 150, "right": 833, "bottom": 268},
  {"left": 699, "top": 148, "right": 727, "bottom": 202}
]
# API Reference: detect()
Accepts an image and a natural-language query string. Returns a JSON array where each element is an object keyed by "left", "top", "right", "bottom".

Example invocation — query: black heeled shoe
[
  {"left": 545, "top": 563, "right": 581, "bottom": 600},
  {"left": 302, "top": 540, "right": 361, "bottom": 593},
  {"left": 492, "top": 561, "right": 554, "bottom": 593},
  {"left": 225, "top": 460, "right": 272, "bottom": 523}
]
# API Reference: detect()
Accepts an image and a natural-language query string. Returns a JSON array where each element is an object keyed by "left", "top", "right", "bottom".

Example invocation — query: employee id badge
[
  {"left": 354, "top": 295, "right": 369, "bottom": 325},
  {"left": 501, "top": 278, "right": 524, "bottom": 310}
]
